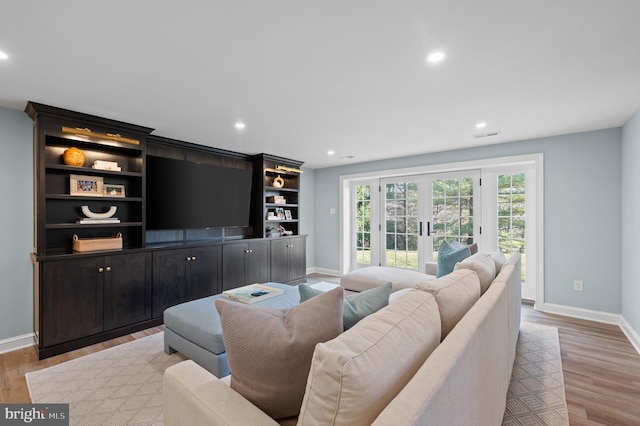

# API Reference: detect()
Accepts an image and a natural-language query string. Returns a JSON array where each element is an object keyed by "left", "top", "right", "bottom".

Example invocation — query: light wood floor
[
  {"left": 2, "top": 276, "right": 639, "bottom": 425},
  {"left": 521, "top": 304, "right": 640, "bottom": 425}
]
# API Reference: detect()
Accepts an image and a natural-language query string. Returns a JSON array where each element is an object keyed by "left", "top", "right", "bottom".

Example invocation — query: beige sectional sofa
[{"left": 163, "top": 252, "right": 521, "bottom": 426}]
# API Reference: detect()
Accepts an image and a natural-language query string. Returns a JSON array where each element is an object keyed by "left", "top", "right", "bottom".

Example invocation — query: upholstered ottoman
[
  {"left": 164, "top": 282, "right": 300, "bottom": 377},
  {"left": 340, "top": 266, "right": 436, "bottom": 293}
]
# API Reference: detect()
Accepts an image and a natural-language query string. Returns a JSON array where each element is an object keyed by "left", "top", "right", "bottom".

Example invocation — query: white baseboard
[
  {"left": 620, "top": 317, "right": 640, "bottom": 356},
  {"left": 541, "top": 303, "right": 640, "bottom": 356},
  {"left": 541, "top": 303, "right": 623, "bottom": 324},
  {"left": 306, "top": 267, "right": 340, "bottom": 277},
  {"left": 0, "top": 332, "right": 34, "bottom": 355}
]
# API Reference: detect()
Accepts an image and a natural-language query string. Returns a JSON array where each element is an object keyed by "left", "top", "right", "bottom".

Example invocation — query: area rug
[
  {"left": 26, "top": 323, "right": 568, "bottom": 426},
  {"left": 502, "top": 322, "right": 569, "bottom": 425},
  {"left": 26, "top": 333, "right": 185, "bottom": 426}
]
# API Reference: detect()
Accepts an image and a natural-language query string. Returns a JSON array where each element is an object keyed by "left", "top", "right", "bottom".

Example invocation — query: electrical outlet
[{"left": 573, "top": 280, "right": 584, "bottom": 292}]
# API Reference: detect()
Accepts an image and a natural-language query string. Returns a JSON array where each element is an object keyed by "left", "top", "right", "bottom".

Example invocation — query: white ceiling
[{"left": 1, "top": 1, "right": 639, "bottom": 169}]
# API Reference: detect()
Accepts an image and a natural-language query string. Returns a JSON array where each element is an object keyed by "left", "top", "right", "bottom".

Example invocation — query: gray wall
[
  {"left": 310, "top": 128, "right": 623, "bottom": 314},
  {"left": 299, "top": 167, "right": 315, "bottom": 268},
  {"left": 0, "top": 106, "right": 34, "bottom": 341},
  {"left": 622, "top": 107, "right": 640, "bottom": 333}
]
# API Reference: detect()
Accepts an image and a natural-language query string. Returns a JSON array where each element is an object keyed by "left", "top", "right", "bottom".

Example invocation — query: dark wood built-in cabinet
[
  {"left": 270, "top": 236, "right": 307, "bottom": 284},
  {"left": 152, "top": 245, "right": 222, "bottom": 318},
  {"left": 222, "top": 240, "right": 271, "bottom": 291},
  {"left": 39, "top": 251, "right": 152, "bottom": 353},
  {"left": 28, "top": 102, "right": 307, "bottom": 359}
]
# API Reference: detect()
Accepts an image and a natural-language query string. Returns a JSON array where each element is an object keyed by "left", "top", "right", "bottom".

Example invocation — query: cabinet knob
[
  {"left": 98, "top": 267, "right": 104, "bottom": 273},
  {"left": 186, "top": 257, "right": 192, "bottom": 261},
  {"left": 106, "top": 266, "right": 111, "bottom": 272},
  {"left": 192, "top": 256, "right": 196, "bottom": 261}
]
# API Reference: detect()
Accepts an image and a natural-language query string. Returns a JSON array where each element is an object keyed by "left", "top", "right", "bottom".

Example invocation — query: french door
[
  {"left": 356, "top": 171, "right": 481, "bottom": 272},
  {"left": 346, "top": 155, "right": 540, "bottom": 305}
]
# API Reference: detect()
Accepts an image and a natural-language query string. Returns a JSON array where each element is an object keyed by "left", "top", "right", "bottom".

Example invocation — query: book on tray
[{"left": 222, "top": 283, "right": 284, "bottom": 304}]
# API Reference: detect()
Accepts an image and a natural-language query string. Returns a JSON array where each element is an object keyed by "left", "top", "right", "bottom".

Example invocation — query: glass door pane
[
  {"left": 430, "top": 175, "right": 478, "bottom": 261},
  {"left": 382, "top": 180, "right": 421, "bottom": 270},
  {"left": 498, "top": 173, "right": 526, "bottom": 282}
]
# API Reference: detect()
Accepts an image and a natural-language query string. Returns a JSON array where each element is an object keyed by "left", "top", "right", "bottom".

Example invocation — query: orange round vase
[{"left": 63, "top": 147, "right": 85, "bottom": 167}]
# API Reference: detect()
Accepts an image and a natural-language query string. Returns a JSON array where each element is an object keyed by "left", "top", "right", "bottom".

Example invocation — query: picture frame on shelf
[
  {"left": 284, "top": 210, "right": 292, "bottom": 220},
  {"left": 70, "top": 174, "right": 104, "bottom": 197},
  {"left": 276, "top": 207, "right": 285, "bottom": 219},
  {"left": 104, "top": 184, "right": 125, "bottom": 198}
]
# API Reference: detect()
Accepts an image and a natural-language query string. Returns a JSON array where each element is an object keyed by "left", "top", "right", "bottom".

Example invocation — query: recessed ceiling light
[
  {"left": 327, "top": 150, "right": 335, "bottom": 156},
  {"left": 0, "top": 51, "right": 8, "bottom": 60},
  {"left": 234, "top": 121, "right": 246, "bottom": 130},
  {"left": 426, "top": 51, "right": 446, "bottom": 64},
  {"left": 475, "top": 122, "right": 487, "bottom": 129}
]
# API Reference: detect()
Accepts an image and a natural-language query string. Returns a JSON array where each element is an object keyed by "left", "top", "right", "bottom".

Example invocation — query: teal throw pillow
[
  {"left": 299, "top": 282, "right": 392, "bottom": 330},
  {"left": 437, "top": 240, "right": 471, "bottom": 277}
]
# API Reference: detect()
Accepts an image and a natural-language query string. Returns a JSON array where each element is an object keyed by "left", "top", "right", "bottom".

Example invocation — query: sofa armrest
[
  {"left": 164, "top": 360, "right": 279, "bottom": 426},
  {"left": 425, "top": 262, "right": 438, "bottom": 276}
]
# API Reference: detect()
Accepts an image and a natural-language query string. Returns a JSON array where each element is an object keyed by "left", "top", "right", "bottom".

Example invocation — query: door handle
[
  {"left": 419, "top": 222, "right": 423, "bottom": 236},
  {"left": 427, "top": 221, "right": 432, "bottom": 237}
]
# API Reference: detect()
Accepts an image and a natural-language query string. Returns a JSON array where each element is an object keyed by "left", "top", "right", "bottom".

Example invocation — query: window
[
  {"left": 498, "top": 173, "right": 526, "bottom": 281},
  {"left": 355, "top": 184, "right": 372, "bottom": 265},
  {"left": 431, "top": 176, "right": 475, "bottom": 261}
]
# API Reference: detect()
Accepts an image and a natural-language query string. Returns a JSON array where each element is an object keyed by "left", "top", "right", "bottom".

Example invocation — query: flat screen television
[{"left": 146, "top": 155, "right": 253, "bottom": 230}]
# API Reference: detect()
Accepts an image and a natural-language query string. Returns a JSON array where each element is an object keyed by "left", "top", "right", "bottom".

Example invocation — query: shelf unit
[
  {"left": 28, "top": 102, "right": 153, "bottom": 256},
  {"left": 27, "top": 102, "right": 308, "bottom": 359},
  {"left": 254, "top": 154, "right": 304, "bottom": 238}
]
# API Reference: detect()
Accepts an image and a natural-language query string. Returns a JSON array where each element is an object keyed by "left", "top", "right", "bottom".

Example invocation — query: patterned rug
[
  {"left": 26, "top": 334, "right": 185, "bottom": 426},
  {"left": 503, "top": 322, "right": 569, "bottom": 425},
  {"left": 26, "top": 323, "right": 568, "bottom": 425}
]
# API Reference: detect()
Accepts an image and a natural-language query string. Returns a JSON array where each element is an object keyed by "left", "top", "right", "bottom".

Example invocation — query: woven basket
[{"left": 72, "top": 233, "right": 123, "bottom": 252}]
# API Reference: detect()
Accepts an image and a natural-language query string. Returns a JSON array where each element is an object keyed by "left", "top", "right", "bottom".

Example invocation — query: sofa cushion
[
  {"left": 437, "top": 240, "right": 471, "bottom": 277},
  {"left": 299, "top": 282, "right": 392, "bottom": 330},
  {"left": 489, "top": 250, "right": 508, "bottom": 274},
  {"left": 454, "top": 252, "right": 496, "bottom": 294},
  {"left": 298, "top": 289, "right": 441, "bottom": 425},
  {"left": 416, "top": 269, "right": 480, "bottom": 338},
  {"left": 214, "top": 286, "right": 344, "bottom": 419},
  {"left": 340, "top": 266, "right": 436, "bottom": 293}
]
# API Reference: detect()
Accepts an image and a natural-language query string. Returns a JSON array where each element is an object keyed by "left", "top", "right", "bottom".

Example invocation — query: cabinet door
[
  {"left": 187, "top": 245, "right": 222, "bottom": 300},
  {"left": 246, "top": 240, "right": 271, "bottom": 284},
  {"left": 152, "top": 249, "right": 187, "bottom": 318},
  {"left": 222, "top": 243, "right": 248, "bottom": 291},
  {"left": 103, "top": 252, "right": 152, "bottom": 330},
  {"left": 269, "top": 238, "right": 290, "bottom": 284},
  {"left": 41, "top": 257, "right": 104, "bottom": 347},
  {"left": 286, "top": 237, "right": 307, "bottom": 283}
]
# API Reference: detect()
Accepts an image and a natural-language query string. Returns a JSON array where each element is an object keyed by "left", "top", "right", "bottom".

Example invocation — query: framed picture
[
  {"left": 284, "top": 210, "right": 292, "bottom": 220},
  {"left": 104, "top": 184, "right": 125, "bottom": 198},
  {"left": 275, "top": 207, "right": 285, "bottom": 219},
  {"left": 70, "top": 174, "right": 104, "bottom": 197}
]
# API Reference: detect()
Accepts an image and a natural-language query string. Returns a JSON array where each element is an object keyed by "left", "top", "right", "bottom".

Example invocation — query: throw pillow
[
  {"left": 416, "top": 269, "right": 480, "bottom": 339},
  {"left": 298, "top": 289, "right": 441, "bottom": 425},
  {"left": 214, "top": 286, "right": 344, "bottom": 419},
  {"left": 488, "top": 250, "right": 508, "bottom": 274},
  {"left": 437, "top": 240, "right": 471, "bottom": 277},
  {"left": 468, "top": 242, "right": 479, "bottom": 254},
  {"left": 454, "top": 252, "right": 496, "bottom": 294},
  {"left": 299, "top": 282, "right": 392, "bottom": 330}
]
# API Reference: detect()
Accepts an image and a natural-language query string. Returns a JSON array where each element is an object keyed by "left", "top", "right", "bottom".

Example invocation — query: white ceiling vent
[{"left": 473, "top": 131, "right": 501, "bottom": 139}]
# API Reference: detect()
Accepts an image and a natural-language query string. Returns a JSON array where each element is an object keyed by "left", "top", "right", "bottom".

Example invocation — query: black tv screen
[{"left": 146, "top": 155, "right": 253, "bottom": 230}]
